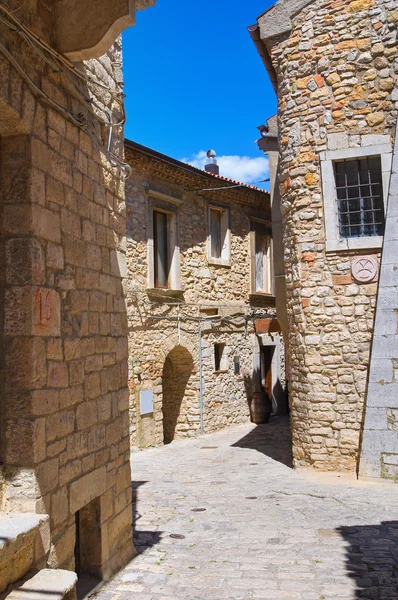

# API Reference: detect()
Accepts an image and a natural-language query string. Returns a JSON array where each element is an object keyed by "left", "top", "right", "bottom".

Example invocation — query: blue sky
[{"left": 122, "top": 1, "right": 276, "bottom": 184}]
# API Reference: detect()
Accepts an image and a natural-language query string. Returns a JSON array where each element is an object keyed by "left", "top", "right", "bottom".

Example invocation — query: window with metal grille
[{"left": 334, "top": 157, "right": 385, "bottom": 239}]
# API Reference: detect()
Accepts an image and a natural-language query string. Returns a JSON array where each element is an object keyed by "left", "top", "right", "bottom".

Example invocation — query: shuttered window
[
  {"left": 255, "top": 233, "right": 273, "bottom": 293},
  {"left": 153, "top": 210, "right": 169, "bottom": 288},
  {"left": 250, "top": 221, "right": 273, "bottom": 295},
  {"left": 208, "top": 205, "right": 230, "bottom": 264},
  {"left": 210, "top": 208, "right": 222, "bottom": 259}
]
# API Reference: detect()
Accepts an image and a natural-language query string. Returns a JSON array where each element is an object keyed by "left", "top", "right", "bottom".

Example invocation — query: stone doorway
[
  {"left": 162, "top": 346, "right": 194, "bottom": 444},
  {"left": 74, "top": 497, "right": 102, "bottom": 599}
]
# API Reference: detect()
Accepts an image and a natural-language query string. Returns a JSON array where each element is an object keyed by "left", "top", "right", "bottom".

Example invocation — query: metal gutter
[{"left": 247, "top": 23, "right": 278, "bottom": 93}]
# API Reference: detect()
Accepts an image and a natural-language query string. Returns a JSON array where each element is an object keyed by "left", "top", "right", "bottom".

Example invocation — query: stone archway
[{"left": 162, "top": 346, "right": 194, "bottom": 445}]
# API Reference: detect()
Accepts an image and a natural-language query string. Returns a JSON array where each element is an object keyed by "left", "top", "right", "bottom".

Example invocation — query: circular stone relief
[{"left": 351, "top": 256, "right": 378, "bottom": 283}]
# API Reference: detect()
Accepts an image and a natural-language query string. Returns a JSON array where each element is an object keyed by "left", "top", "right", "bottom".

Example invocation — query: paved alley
[{"left": 92, "top": 418, "right": 398, "bottom": 600}]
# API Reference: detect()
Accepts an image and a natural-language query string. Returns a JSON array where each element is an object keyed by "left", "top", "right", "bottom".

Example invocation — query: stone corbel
[{"left": 54, "top": 0, "right": 156, "bottom": 61}]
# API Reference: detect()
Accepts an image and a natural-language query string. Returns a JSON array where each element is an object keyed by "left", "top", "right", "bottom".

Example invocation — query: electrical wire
[
  {"left": 0, "top": 39, "right": 84, "bottom": 127},
  {"left": 0, "top": 13, "right": 126, "bottom": 130},
  {"left": 0, "top": 6, "right": 124, "bottom": 99},
  {"left": 0, "top": 11, "right": 131, "bottom": 176}
]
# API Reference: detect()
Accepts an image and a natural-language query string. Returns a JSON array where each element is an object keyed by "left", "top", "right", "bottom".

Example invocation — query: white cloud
[{"left": 180, "top": 150, "right": 269, "bottom": 184}]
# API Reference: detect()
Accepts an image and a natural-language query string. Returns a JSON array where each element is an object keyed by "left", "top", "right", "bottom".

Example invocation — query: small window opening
[
  {"left": 200, "top": 307, "right": 219, "bottom": 317},
  {"left": 214, "top": 343, "right": 227, "bottom": 372},
  {"left": 334, "top": 156, "right": 385, "bottom": 239}
]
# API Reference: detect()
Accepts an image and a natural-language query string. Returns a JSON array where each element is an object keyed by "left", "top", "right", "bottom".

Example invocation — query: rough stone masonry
[
  {"left": 0, "top": 0, "right": 155, "bottom": 588},
  {"left": 252, "top": 0, "right": 398, "bottom": 476}
]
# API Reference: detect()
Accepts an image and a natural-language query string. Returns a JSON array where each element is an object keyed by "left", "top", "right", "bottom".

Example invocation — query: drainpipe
[{"left": 198, "top": 323, "right": 204, "bottom": 434}]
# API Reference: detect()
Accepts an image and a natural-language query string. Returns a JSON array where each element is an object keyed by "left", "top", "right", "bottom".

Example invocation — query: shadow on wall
[
  {"left": 231, "top": 416, "right": 293, "bottom": 468},
  {"left": 338, "top": 521, "right": 398, "bottom": 599},
  {"left": 132, "top": 481, "right": 162, "bottom": 554},
  {"left": 162, "top": 346, "right": 194, "bottom": 445}
]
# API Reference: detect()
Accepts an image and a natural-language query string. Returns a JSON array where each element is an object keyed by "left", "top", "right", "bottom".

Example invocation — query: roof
[{"left": 124, "top": 139, "right": 269, "bottom": 196}]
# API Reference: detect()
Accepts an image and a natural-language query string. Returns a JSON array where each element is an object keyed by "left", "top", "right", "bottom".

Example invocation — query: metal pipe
[{"left": 198, "top": 323, "right": 204, "bottom": 434}]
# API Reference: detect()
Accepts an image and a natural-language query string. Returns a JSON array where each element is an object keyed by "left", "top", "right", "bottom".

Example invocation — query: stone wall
[
  {"left": 259, "top": 0, "right": 398, "bottom": 471},
  {"left": 0, "top": 1, "right": 134, "bottom": 580},
  {"left": 359, "top": 120, "right": 398, "bottom": 480},
  {"left": 124, "top": 153, "right": 284, "bottom": 449}
]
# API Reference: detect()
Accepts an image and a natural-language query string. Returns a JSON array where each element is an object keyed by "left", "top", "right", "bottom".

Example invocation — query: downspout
[
  {"left": 198, "top": 323, "right": 204, "bottom": 434},
  {"left": 247, "top": 24, "right": 278, "bottom": 93}
]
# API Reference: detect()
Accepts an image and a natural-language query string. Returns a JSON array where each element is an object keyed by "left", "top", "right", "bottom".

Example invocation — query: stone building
[
  {"left": 0, "top": 0, "right": 155, "bottom": 596},
  {"left": 249, "top": 0, "right": 398, "bottom": 479},
  {"left": 124, "top": 141, "right": 286, "bottom": 449}
]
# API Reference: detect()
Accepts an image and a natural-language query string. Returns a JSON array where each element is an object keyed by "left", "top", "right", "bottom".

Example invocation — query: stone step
[
  {"left": 4, "top": 569, "right": 77, "bottom": 600},
  {"left": 0, "top": 513, "right": 49, "bottom": 594}
]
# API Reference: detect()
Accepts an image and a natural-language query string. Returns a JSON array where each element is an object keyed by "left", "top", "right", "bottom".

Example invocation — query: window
[
  {"left": 254, "top": 233, "right": 273, "bottom": 294},
  {"left": 334, "top": 157, "right": 385, "bottom": 239},
  {"left": 214, "top": 343, "right": 227, "bottom": 372},
  {"left": 320, "top": 137, "right": 392, "bottom": 252},
  {"left": 153, "top": 210, "right": 169, "bottom": 288},
  {"left": 208, "top": 205, "right": 230, "bottom": 265},
  {"left": 147, "top": 197, "right": 181, "bottom": 291},
  {"left": 250, "top": 221, "right": 273, "bottom": 295}
]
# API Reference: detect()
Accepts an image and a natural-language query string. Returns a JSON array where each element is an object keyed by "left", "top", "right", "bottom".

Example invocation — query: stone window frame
[
  {"left": 147, "top": 190, "right": 182, "bottom": 291},
  {"left": 249, "top": 218, "right": 274, "bottom": 297},
  {"left": 214, "top": 342, "right": 229, "bottom": 373},
  {"left": 207, "top": 202, "right": 231, "bottom": 267},
  {"left": 320, "top": 142, "right": 392, "bottom": 252}
]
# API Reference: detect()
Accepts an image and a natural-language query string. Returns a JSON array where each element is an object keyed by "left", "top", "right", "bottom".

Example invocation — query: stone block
[
  {"left": 32, "top": 205, "right": 61, "bottom": 243},
  {"left": 33, "top": 289, "right": 61, "bottom": 336},
  {"left": 69, "top": 466, "right": 106, "bottom": 514},
  {"left": 32, "top": 389, "right": 60, "bottom": 416},
  {"left": 47, "top": 243, "right": 65, "bottom": 270},
  {"left": 46, "top": 410, "right": 75, "bottom": 441},
  {"left": 48, "top": 362, "right": 69, "bottom": 388},
  {"left": 76, "top": 401, "right": 98, "bottom": 430},
  {"left": 368, "top": 358, "right": 393, "bottom": 383},
  {"left": 35, "top": 457, "right": 59, "bottom": 495},
  {"left": 6, "top": 338, "right": 46, "bottom": 390},
  {"left": 6, "top": 238, "right": 45, "bottom": 285},
  {"left": 367, "top": 382, "right": 398, "bottom": 407},
  {"left": 371, "top": 335, "right": 398, "bottom": 359},
  {"left": 64, "top": 234, "right": 88, "bottom": 268},
  {"left": 363, "top": 407, "right": 387, "bottom": 431},
  {"left": 51, "top": 487, "right": 69, "bottom": 527},
  {"left": 327, "top": 133, "right": 348, "bottom": 150}
]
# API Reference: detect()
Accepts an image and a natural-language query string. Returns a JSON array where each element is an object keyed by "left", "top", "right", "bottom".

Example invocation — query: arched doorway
[{"left": 162, "top": 345, "right": 194, "bottom": 444}]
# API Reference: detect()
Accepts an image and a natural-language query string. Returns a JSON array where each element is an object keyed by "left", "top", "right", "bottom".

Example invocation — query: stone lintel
[
  {"left": 69, "top": 467, "right": 106, "bottom": 514},
  {"left": 258, "top": 0, "right": 315, "bottom": 41}
]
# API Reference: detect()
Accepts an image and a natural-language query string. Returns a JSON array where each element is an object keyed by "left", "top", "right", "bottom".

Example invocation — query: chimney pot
[{"left": 205, "top": 149, "right": 219, "bottom": 175}]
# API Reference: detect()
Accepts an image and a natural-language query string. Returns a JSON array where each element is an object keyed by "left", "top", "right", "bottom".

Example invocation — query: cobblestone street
[{"left": 92, "top": 418, "right": 398, "bottom": 600}]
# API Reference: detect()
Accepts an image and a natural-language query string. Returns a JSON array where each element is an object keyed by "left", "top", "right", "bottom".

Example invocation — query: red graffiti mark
[{"left": 35, "top": 289, "right": 52, "bottom": 324}]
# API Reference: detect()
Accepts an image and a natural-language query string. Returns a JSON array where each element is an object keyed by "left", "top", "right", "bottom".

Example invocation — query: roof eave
[{"left": 247, "top": 23, "right": 277, "bottom": 93}]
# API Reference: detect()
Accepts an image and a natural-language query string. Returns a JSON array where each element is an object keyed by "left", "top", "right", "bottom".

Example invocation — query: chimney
[{"left": 205, "top": 149, "right": 219, "bottom": 175}]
